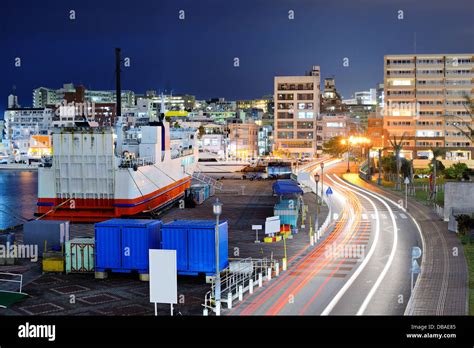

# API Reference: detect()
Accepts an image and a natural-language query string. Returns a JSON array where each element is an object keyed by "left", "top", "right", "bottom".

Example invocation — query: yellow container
[{"left": 42, "top": 255, "right": 65, "bottom": 273}]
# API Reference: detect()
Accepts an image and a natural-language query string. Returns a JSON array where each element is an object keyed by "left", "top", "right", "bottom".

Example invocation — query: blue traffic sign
[{"left": 326, "top": 187, "right": 333, "bottom": 195}]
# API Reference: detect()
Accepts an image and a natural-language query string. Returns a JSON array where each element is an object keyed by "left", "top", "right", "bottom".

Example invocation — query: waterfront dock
[{"left": 1, "top": 178, "right": 328, "bottom": 316}]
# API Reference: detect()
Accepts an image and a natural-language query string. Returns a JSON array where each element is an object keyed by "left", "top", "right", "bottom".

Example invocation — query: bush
[
  {"left": 455, "top": 214, "right": 474, "bottom": 236},
  {"left": 444, "top": 163, "right": 469, "bottom": 180}
]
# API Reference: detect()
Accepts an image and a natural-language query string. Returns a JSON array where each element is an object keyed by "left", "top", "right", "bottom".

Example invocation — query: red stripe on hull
[{"left": 37, "top": 177, "right": 191, "bottom": 222}]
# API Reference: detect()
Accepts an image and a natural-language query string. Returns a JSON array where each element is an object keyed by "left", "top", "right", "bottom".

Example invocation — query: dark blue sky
[{"left": 1, "top": 0, "right": 473, "bottom": 114}]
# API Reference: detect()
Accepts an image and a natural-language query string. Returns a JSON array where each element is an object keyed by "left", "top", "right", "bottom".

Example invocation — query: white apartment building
[
  {"left": 33, "top": 83, "right": 135, "bottom": 108},
  {"left": 384, "top": 54, "right": 474, "bottom": 160},
  {"left": 3, "top": 107, "right": 54, "bottom": 141},
  {"left": 274, "top": 66, "right": 321, "bottom": 158}
]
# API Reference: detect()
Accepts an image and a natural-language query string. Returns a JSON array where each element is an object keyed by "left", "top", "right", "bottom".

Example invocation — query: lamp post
[
  {"left": 212, "top": 198, "right": 223, "bottom": 316},
  {"left": 341, "top": 139, "right": 350, "bottom": 173},
  {"left": 377, "top": 148, "right": 383, "bottom": 186},
  {"left": 320, "top": 162, "right": 325, "bottom": 202},
  {"left": 314, "top": 173, "right": 320, "bottom": 239}
]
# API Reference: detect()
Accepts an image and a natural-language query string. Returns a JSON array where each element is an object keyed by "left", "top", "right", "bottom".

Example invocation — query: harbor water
[{"left": 0, "top": 170, "right": 37, "bottom": 230}]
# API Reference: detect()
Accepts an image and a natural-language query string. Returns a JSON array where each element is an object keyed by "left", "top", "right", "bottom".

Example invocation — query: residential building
[
  {"left": 384, "top": 54, "right": 474, "bottom": 160},
  {"left": 3, "top": 95, "right": 53, "bottom": 141},
  {"left": 33, "top": 83, "right": 135, "bottom": 109},
  {"left": 274, "top": 66, "right": 321, "bottom": 158},
  {"left": 228, "top": 120, "right": 259, "bottom": 160}
]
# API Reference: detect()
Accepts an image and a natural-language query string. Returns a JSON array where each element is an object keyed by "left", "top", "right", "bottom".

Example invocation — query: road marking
[
  {"left": 361, "top": 213, "right": 368, "bottom": 220},
  {"left": 370, "top": 213, "right": 377, "bottom": 220},
  {"left": 399, "top": 213, "right": 408, "bottom": 219},
  {"left": 333, "top": 176, "right": 399, "bottom": 316},
  {"left": 321, "top": 175, "right": 380, "bottom": 316}
]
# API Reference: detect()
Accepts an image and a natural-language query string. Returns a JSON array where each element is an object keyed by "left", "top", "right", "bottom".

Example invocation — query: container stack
[
  {"left": 161, "top": 220, "right": 228, "bottom": 276},
  {"left": 94, "top": 219, "right": 161, "bottom": 281},
  {"left": 190, "top": 184, "right": 211, "bottom": 205},
  {"left": 273, "top": 199, "right": 299, "bottom": 229}
]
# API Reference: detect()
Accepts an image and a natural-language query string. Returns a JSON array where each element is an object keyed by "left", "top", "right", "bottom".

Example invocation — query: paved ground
[
  {"left": 229, "top": 161, "right": 421, "bottom": 315},
  {"left": 358, "top": 178, "right": 469, "bottom": 315},
  {"left": 1, "top": 178, "right": 327, "bottom": 316}
]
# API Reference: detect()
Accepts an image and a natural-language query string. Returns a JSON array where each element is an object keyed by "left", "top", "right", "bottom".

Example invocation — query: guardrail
[
  {"left": 0, "top": 272, "right": 23, "bottom": 293},
  {"left": 202, "top": 257, "right": 277, "bottom": 315}
]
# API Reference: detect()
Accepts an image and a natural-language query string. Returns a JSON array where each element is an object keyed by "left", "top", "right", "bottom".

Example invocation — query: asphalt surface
[{"left": 229, "top": 161, "right": 423, "bottom": 315}]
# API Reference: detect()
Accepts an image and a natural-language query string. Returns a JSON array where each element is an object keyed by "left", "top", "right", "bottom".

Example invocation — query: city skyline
[{"left": 1, "top": 0, "right": 473, "bottom": 114}]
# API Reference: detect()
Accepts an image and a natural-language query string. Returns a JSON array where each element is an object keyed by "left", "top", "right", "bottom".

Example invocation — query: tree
[
  {"left": 197, "top": 125, "right": 205, "bottom": 139},
  {"left": 388, "top": 133, "right": 407, "bottom": 190},
  {"left": 429, "top": 147, "right": 445, "bottom": 201},
  {"left": 322, "top": 136, "right": 346, "bottom": 157},
  {"left": 444, "top": 162, "right": 469, "bottom": 180},
  {"left": 449, "top": 94, "right": 474, "bottom": 141},
  {"left": 455, "top": 214, "right": 474, "bottom": 237}
]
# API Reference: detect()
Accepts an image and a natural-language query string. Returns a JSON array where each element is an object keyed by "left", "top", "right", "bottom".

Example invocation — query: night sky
[{"left": 1, "top": 0, "right": 473, "bottom": 114}]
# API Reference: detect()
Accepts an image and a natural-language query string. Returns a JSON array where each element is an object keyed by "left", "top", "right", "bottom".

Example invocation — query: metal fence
[{"left": 202, "top": 257, "right": 278, "bottom": 315}]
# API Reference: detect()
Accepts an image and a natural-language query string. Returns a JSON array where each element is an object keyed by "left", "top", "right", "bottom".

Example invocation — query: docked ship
[
  {"left": 36, "top": 48, "right": 198, "bottom": 222},
  {"left": 196, "top": 151, "right": 250, "bottom": 173}
]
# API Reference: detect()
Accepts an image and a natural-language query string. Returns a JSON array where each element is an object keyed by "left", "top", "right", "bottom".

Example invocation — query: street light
[
  {"left": 320, "top": 162, "right": 325, "bottom": 203},
  {"left": 212, "top": 198, "right": 223, "bottom": 316},
  {"left": 314, "top": 173, "right": 320, "bottom": 205},
  {"left": 341, "top": 139, "right": 350, "bottom": 173}
]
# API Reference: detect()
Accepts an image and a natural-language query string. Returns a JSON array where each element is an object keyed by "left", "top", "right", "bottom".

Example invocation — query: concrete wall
[{"left": 444, "top": 181, "right": 474, "bottom": 223}]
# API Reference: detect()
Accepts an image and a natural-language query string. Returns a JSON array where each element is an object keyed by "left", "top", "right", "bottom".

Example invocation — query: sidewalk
[{"left": 361, "top": 178, "right": 468, "bottom": 315}]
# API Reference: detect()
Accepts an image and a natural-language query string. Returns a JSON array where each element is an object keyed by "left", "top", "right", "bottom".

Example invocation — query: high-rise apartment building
[
  {"left": 384, "top": 54, "right": 474, "bottom": 160},
  {"left": 274, "top": 66, "right": 321, "bottom": 158}
]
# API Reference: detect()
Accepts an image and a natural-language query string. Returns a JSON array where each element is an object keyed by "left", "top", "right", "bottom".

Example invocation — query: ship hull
[{"left": 37, "top": 176, "right": 191, "bottom": 222}]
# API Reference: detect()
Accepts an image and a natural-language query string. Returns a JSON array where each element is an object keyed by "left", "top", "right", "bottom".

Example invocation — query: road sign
[
  {"left": 326, "top": 187, "right": 333, "bottom": 195},
  {"left": 252, "top": 225, "right": 262, "bottom": 230},
  {"left": 404, "top": 177, "right": 410, "bottom": 184},
  {"left": 411, "top": 259, "right": 421, "bottom": 274},
  {"left": 412, "top": 246, "right": 422, "bottom": 259}
]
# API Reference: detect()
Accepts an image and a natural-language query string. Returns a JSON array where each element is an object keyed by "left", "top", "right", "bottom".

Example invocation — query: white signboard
[
  {"left": 265, "top": 216, "right": 280, "bottom": 235},
  {"left": 252, "top": 225, "right": 263, "bottom": 230},
  {"left": 149, "top": 249, "right": 177, "bottom": 305}
]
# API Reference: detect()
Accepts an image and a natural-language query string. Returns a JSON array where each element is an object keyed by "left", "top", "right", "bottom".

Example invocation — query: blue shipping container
[
  {"left": 95, "top": 219, "right": 161, "bottom": 274},
  {"left": 161, "top": 220, "right": 228, "bottom": 275}
]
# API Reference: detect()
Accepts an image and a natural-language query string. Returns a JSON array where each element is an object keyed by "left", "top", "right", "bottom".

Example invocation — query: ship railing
[
  {"left": 191, "top": 172, "right": 223, "bottom": 190},
  {"left": 202, "top": 257, "right": 278, "bottom": 315},
  {"left": 119, "top": 156, "right": 155, "bottom": 168}
]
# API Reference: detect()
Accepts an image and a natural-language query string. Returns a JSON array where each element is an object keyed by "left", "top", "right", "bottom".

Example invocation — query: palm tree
[
  {"left": 429, "top": 147, "right": 445, "bottom": 202},
  {"left": 449, "top": 94, "right": 474, "bottom": 141},
  {"left": 388, "top": 132, "right": 407, "bottom": 190}
]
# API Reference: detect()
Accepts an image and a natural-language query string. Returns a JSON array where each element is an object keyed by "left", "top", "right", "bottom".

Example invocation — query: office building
[
  {"left": 274, "top": 66, "right": 321, "bottom": 158},
  {"left": 384, "top": 54, "right": 474, "bottom": 160}
]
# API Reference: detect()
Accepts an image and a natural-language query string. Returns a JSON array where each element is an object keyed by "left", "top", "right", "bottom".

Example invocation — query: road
[{"left": 229, "top": 161, "right": 423, "bottom": 315}]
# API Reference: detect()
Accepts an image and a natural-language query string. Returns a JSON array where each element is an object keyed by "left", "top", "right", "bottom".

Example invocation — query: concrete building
[
  {"left": 3, "top": 107, "right": 53, "bottom": 141},
  {"left": 236, "top": 97, "right": 273, "bottom": 113},
  {"left": 274, "top": 66, "right": 321, "bottom": 158},
  {"left": 320, "top": 114, "right": 353, "bottom": 142},
  {"left": 52, "top": 85, "right": 117, "bottom": 126},
  {"left": 33, "top": 83, "right": 135, "bottom": 109},
  {"left": 228, "top": 120, "right": 259, "bottom": 160},
  {"left": 384, "top": 54, "right": 474, "bottom": 160}
]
